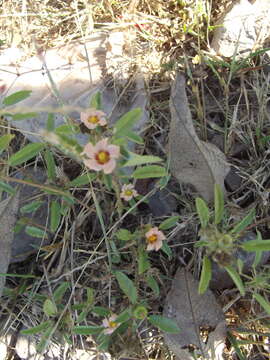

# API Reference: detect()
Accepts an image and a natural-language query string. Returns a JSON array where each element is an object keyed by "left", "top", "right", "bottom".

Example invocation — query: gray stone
[{"left": 211, "top": 0, "right": 270, "bottom": 58}]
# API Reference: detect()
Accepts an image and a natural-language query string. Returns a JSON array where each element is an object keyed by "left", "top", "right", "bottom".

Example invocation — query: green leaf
[
  {"left": 3, "top": 90, "right": 32, "bottom": 105},
  {"left": 195, "top": 198, "right": 209, "bottom": 228},
  {"left": 116, "top": 308, "right": 132, "bottom": 323},
  {"left": 114, "top": 108, "right": 142, "bottom": 136},
  {"left": 44, "top": 150, "right": 56, "bottom": 181},
  {"left": 241, "top": 239, "right": 270, "bottom": 252},
  {"left": 230, "top": 208, "right": 255, "bottom": 234},
  {"left": 0, "top": 181, "right": 16, "bottom": 195},
  {"left": 161, "top": 241, "right": 172, "bottom": 258},
  {"left": 92, "top": 306, "right": 110, "bottom": 317},
  {"left": 198, "top": 256, "right": 212, "bottom": 294},
  {"left": 123, "top": 153, "right": 162, "bottom": 167},
  {"left": 55, "top": 124, "right": 80, "bottom": 135},
  {"left": 159, "top": 216, "right": 180, "bottom": 230},
  {"left": 68, "top": 173, "right": 96, "bottom": 187},
  {"left": 138, "top": 247, "right": 150, "bottom": 275},
  {"left": 0, "top": 134, "right": 14, "bottom": 155},
  {"left": 253, "top": 293, "right": 270, "bottom": 316},
  {"left": 146, "top": 275, "right": 160, "bottom": 296},
  {"left": 214, "top": 184, "right": 224, "bottom": 225},
  {"left": 53, "top": 282, "right": 70, "bottom": 303},
  {"left": 115, "top": 229, "right": 133, "bottom": 241},
  {"left": 73, "top": 326, "right": 104, "bottom": 335},
  {"left": 148, "top": 315, "right": 180, "bottom": 333},
  {"left": 50, "top": 200, "right": 61, "bottom": 232},
  {"left": 12, "top": 112, "right": 37, "bottom": 120},
  {"left": 224, "top": 266, "right": 245, "bottom": 296},
  {"left": 46, "top": 113, "right": 55, "bottom": 131},
  {"left": 8, "top": 143, "right": 45, "bottom": 166},
  {"left": 20, "top": 201, "right": 43, "bottom": 214},
  {"left": 115, "top": 271, "right": 137, "bottom": 304},
  {"left": 125, "top": 131, "right": 144, "bottom": 144},
  {"left": 90, "top": 91, "right": 101, "bottom": 109},
  {"left": 20, "top": 321, "right": 52, "bottom": 335},
  {"left": 25, "top": 226, "right": 47, "bottom": 239},
  {"left": 36, "top": 325, "right": 55, "bottom": 353},
  {"left": 132, "top": 165, "right": 167, "bottom": 179},
  {"left": 43, "top": 299, "right": 58, "bottom": 317}
]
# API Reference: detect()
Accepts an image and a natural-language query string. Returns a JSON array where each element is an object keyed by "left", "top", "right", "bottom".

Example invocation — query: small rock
[
  {"left": 211, "top": 0, "right": 270, "bottom": 58},
  {"left": 6, "top": 167, "right": 50, "bottom": 263},
  {"left": 15, "top": 333, "right": 43, "bottom": 360}
]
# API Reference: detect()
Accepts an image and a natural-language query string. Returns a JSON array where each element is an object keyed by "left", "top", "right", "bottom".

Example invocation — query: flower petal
[
  {"left": 82, "top": 143, "right": 96, "bottom": 158},
  {"left": 84, "top": 159, "right": 103, "bottom": 171},
  {"left": 154, "top": 238, "right": 163, "bottom": 251},
  {"left": 103, "top": 159, "right": 116, "bottom": 174},
  {"left": 95, "top": 138, "right": 109, "bottom": 151},
  {"left": 108, "top": 144, "right": 120, "bottom": 158}
]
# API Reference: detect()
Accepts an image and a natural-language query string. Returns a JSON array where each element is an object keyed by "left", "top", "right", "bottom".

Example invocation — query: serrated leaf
[
  {"left": 50, "top": 200, "right": 61, "bottom": 232},
  {"left": 123, "top": 153, "right": 162, "bottom": 167},
  {"left": 146, "top": 275, "right": 160, "bottom": 296},
  {"left": 53, "top": 282, "right": 70, "bottom": 303},
  {"left": 0, "top": 134, "right": 14, "bottom": 155},
  {"left": 25, "top": 226, "right": 47, "bottom": 239},
  {"left": 115, "top": 271, "right": 137, "bottom": 304},
  {"left": 12, "top": 112, "right": 37, "bottom": 120},
  {"left": 132, "top": 165, "right": 167, "bottom": 179},
  {"left": 3, "top": 90, "right": 32, "bottom": 106},
  {"left": 159, "top": 216, "right": 180, "bottom": 230},
  {"left": 214, "top": 184, "right": 224, "bottom": 225},
  {"left": 224, "top": 266, "right": 245, "bottom": 296},
  {"left": 195, "top": 198, "right": 209, "bottom": 228},
  {"left": 43, "top": 299, "right": 58, "bottom": 317},
  {"left": 230, "top": 208, "right": 255, "bottom": 234},
  {"left": 20, "top": 321, "right": 52, "bottom": 335},
  {"left": 0, "top": 181, "right": 16, "bottom": 195},
  {"left": 241, "top": 239, "right": 270, "bottom": 252},
  {"left": 44, "top": 150, "right": 56, "bottom": 181},
  {"left": 198, "top": 256, "right": 212, "bottom": 294},
  {"left": 20, "top": 200, "right": 43, "bottom": 214},
  {"left": 114, "top": 108, "right": 142, "bottom": 136},
  {"left": 253, "top": 293, "right": 270, "bottom": 316},
  {"left": 148, "top": 315, "right": 180, "bottom": 333},
  {"left": 92, "top": 306, "right": 110, "bottom": 317},
  {"left": 9, "top": 143, "right": 45, "bottom": 166},
  {"left": 138, "top": 247, "right": 150, "bottom": 275},
  {"left": 73, "top": 326, "right": 104, "bottom": 335}
]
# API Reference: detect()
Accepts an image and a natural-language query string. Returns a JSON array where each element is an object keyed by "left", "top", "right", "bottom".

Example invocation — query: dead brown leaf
[
  {"left": 169, "top": 73, "right": 230, "bottom": 202},
  {"left": 163, "top": 268, "right": 226, "bottom": 360}
]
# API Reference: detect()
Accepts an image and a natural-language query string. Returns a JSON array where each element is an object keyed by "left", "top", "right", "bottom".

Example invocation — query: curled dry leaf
[
  {"left": 163, "top": 268, "right": 226, "bottom": 360},
  {"left": 0, "top": 191, "right": 20, "bottom": 297},
  {"left": 169, "top": 73, "right": 230, "bottom": 202}
]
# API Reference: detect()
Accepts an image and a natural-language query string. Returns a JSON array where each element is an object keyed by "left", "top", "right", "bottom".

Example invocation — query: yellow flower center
[
  {"left": 147, "top": 234, "right": 157, "bottom": 244},
  {"left": 124, "top": 189, "right": 133, "bottom": 196},
  {"left": 87, "top": 115, "right": 99, "bottom": 124},
  {"left": 109, "top": 321, "right": 117, "bottom": 328},
  {"left": 96, "top": 151, "right": 110, "bottom": 164}
]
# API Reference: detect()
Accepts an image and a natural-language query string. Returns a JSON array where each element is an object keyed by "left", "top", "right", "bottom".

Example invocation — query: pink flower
[
  {"left": 82, "top": 138, "right": 120, "bottom": 174},
  {"left": 102, "top": 314, "right": 119, "bottom": 335},
  {"left": 120, "top": 184, "right": 138, "bottom": 201},
  {"left": 145, "top": 227, "right": 165, "bottom": 252},
  {"left": 80, "top": 109, "right": 107, "bottom": 129}
]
